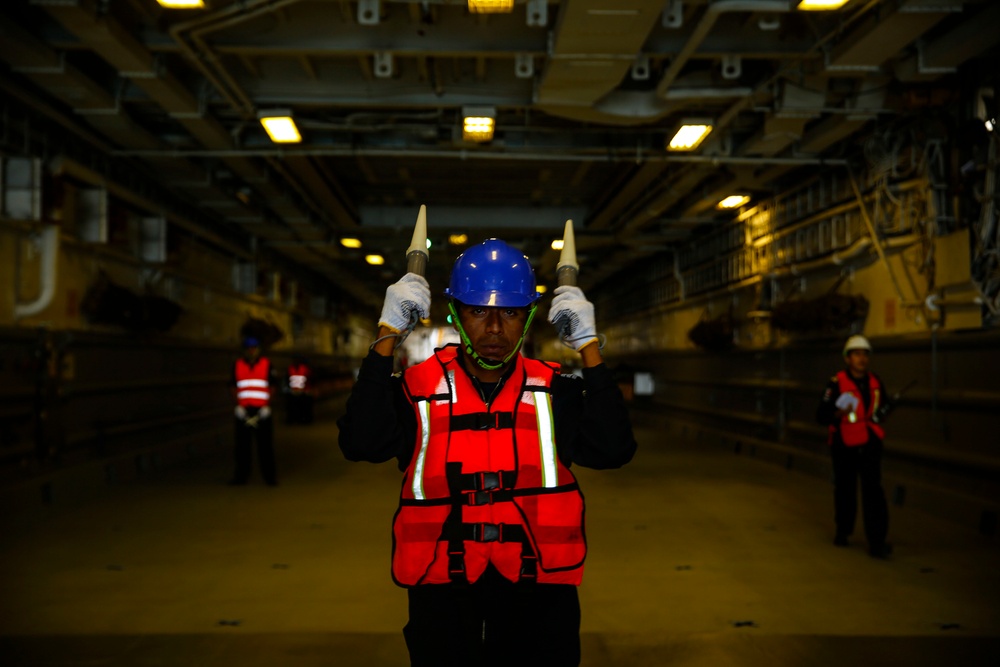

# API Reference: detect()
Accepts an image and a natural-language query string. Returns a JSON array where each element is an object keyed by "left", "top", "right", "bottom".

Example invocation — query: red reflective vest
[
  {"left": 392, "top": 344, "right": 587, "bottom": 587},
  {"left": 288, "top": 363, "right": 310, "bottom": 393},
  {"left": 235, "top": 358, "right": 271, "bottom": 407},
  {"left": 829, "top": 370, "right": 884, "bottom": 446}
]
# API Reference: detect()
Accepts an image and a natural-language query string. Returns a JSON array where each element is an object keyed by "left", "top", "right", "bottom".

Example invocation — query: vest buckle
[
  {"left": 478, "top": 471, "right": 500, "bottom": 490},
  {"left": 476, "top": 522, "right": 501, "bottom": 542},
  {"left": 467, "top": 490, "right": 494, "bottom": 506}
]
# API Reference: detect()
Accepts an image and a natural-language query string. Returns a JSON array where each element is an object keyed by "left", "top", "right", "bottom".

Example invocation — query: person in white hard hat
[{"left": 815, "top": 334, "right": 894, "bottom": 559}]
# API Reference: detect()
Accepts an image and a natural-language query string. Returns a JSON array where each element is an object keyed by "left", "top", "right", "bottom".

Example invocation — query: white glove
[
  {"left": 379, "top": 273, "right": 430, "bottom": 334},
  {"left": 835, "top": 393, "right": 859, "bottom": 412},
  {"left": 234, "top": 405, "right": 247, "bottom": 420},
  {"left": 548, "top": 285, "right": 598, "bottom": 351},
  {"left": 259, "top": 406, "right": 271, "bottom": 420}
]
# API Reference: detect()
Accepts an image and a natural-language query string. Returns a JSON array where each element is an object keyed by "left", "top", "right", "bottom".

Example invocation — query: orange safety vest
[
  {"left": 829, "top": 370, "right": 884, "bottom": 446},
  {"left": 235, "top": 358, "right": 271, "bottom": 407},
  {"left": 288, "top": 363, "right": 310, "bottom": 392},
  {"left": 392, "top": 344, "right": 587, "bottom": 587}
]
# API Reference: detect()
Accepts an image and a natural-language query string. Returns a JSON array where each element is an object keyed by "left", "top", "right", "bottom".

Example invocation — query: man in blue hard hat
[{"left": 338, "top": 238, "right": 636, "bottom": 667}]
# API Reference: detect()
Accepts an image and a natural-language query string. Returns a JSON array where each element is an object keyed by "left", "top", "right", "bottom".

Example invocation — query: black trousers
[
  {"left": 286, "top": 393, "right": 314, "bottom": 424},
  {"left": 830, "top": 440, "right": 888, "bottom": 547},
  {"left": 232, "top": 414, "right": 276, "bottom": 484},
  {"left": 403, "top": 566, "right": 581, "bottom": 667}
]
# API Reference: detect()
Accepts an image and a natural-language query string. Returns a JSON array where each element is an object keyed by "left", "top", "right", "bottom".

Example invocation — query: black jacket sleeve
[
  {"left": 815, "top": 376, "right": 841, "bottom": 427},
  {"left": 552, "top": 363, "right": 637, "bottom": 470},
  {"left": 337, "top": 351, "right": 414, "bottom": 469}
]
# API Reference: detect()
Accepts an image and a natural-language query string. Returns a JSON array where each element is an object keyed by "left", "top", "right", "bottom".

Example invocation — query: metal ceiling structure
[{"left": 1, "top": 0, "right": 998, "bottom": 312}]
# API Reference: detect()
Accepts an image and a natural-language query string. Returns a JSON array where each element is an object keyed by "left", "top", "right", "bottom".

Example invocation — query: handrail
[
  {"left": 633, "top": 401, "right": 1000, "bottom": 479},
  {"left": 62, "top": 375, "right": 230, "bottom": 397},
  {"left": 66, "top": 407, "right": 231, "bottom": 447}
]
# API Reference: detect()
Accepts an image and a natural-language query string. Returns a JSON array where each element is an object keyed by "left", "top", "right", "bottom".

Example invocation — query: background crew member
[
  {"left": 285, "top": 356, "right": 314, "bottom": 424},
  {"left": 231, "top": 336, "right": 278, "bottom": 486},
  {"left": 816, "top": 335, "right": 893, "bottom": 558},
  {"left": 337, "top": 239, "right": 637, "bottom": 667}
]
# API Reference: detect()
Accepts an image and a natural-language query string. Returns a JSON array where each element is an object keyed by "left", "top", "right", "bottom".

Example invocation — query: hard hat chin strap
[{"left": 449, "top": 301, "right": 536, "bottom": 371}]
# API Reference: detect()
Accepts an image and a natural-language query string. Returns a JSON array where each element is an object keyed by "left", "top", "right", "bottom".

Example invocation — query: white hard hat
[{"left": 843, "top": 335, "right": 872, "bottom": 356}]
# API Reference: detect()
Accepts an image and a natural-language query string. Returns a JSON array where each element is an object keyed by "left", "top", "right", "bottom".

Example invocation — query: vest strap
[
  {"left": 443, "top": 522, "right": 529, "bottom": 543},
  {"left": 397, "top": 480, "right": 581, "bottom": 506},
  {"left": 449, "top": 411, "right": 515, "bottom": 431},
  {"left": 456, "top": 469, "right": 517, "bottom": 491}
]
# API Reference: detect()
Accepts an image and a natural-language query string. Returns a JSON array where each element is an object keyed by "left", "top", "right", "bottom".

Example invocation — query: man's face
[
  {"left": 244, "top": 345, "right": 261, "bottom": 362},
  {"left": 455, "top": 303, "right": 529, "bottom": 364},
  {"left": 845, "top": 349, "right": 870, "bottom": 376}
]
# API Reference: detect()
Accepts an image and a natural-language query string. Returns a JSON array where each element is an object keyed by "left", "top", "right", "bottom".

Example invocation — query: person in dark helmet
[
  {"left": 230, "top": 336, "right": 279, "bottom": 486},
  {"left": 338, "top": 238, "right": 636, "bottom": 667},
  {"left": 816, "top": 335, "right": 894, "bottom": 559}
]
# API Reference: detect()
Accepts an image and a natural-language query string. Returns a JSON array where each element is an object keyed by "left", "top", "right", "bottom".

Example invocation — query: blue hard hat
[
  {"left": 243, "top": 336, "right": 260, "bottom": 348},
  {"left": 444, "top": 239, "right": 540, "bottom": 307}
]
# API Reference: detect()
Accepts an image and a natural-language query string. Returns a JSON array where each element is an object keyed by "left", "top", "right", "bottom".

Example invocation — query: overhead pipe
[
  {"left": 168, "top": 0, "right": 301, "bottom": 115},
  {"left": 110, "top": 145, "right": 847, "bottom": 167},
  {"left": 51, "top": 157, "right": 253, "bottom": 260},
  {"left": 767, "top": 233, "right": 922, "bottom": 280},
  {"left": 14, "top": 225, "right": 59, "bottom": 319},
  {"left": 656, "top": 0, "right": 794, "bottom": 97}
]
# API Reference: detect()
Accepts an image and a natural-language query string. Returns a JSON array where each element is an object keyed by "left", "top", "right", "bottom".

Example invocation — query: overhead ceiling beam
[
  {"left": 827, "top": 0, "right": 960, "bottom": 71},
  {"left": 537, "top": 0, "right": 665, "bottom": 107}
]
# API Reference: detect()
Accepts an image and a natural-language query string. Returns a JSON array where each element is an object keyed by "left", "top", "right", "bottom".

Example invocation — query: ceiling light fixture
[
  {"left": 340, "top": 238, "right": 362, "bottom": 249},
  {"left": 468, "top": 0, "right": 514, "bottom": 13},
  {"left": 551, "top": 239, "right": 564, "bottom": 250},
  {"left": 448, "top": 233, "right": 469, "bottom": 245},
  {"left": 796, "top": 0, "right": 850, "bottom": 10},
  {"left": 157, "top": 0, "right": 205, "bottom": 8},
  {"left": 462, "top": 106, "right": 497, "bottom": 143},
  {"left": 668, "top": 121, "right": 713, "bottom": 151},
  {"left": 258, "top": 109, "right": 301, "bottom": 144},
  {"left": 365, "top": 254, "right": 385, "bottom": 266},
  {"left": 718, "top": 195, "right": 751, "bottom": 209}
]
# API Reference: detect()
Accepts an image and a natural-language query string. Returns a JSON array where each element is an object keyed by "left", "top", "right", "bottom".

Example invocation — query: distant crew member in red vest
[
  {"left": 231, "top": 336, "right": 278, "bottom": 486},
  {"left": 286, "top": 356, "right": 314, "bottom": 424},
  {"left": 816, "top": 335, "right": 895, "bottom": 558},
  {"left": 338, "top": 239, "right": 637, "bottom": 667}
]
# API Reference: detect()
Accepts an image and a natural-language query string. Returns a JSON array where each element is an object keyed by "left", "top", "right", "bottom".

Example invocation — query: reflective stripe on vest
[
  {"left": 235, "top": 359, "right": 271, "bottom": 407},
  {"left": 412, "top": 399, "right": 431, "bottom": 500},
  {"left": 534, "top": 391, "right": 558, "bottom": 488}
]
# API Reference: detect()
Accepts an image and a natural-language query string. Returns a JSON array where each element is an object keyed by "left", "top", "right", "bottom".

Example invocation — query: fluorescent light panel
[
  {"left": 718, "top": 195, "right": 751, "bottom": 209},
  {"left": 468, "top": 0, "right": 514, "bottom": 13},
  {"left": 462, "top": 106, "right": 496, "bottom": 143},
  {"left": 668, "top": 123, "right": 712, "bottom": 151},
  {"left": 797, "top": 0, "right": 850, "bottom": 10},
  {"left": 340, "top": 238, "right": 362, "bottom": 249},
  {"left": 365, "top": 255, "right": 385, "bottom": 266},
  {"left": 259, "top": 111, "right": 301, "bottom": 143},
  {"left": 157, "top": 0, "right": 205, "bottom": 7}
]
